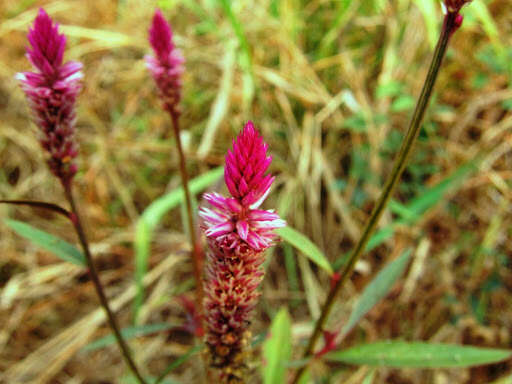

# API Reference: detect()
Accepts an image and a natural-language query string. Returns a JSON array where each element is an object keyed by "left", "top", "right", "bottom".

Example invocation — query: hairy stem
[
  {"left": 169, "top": 112, "right": 204, "bottom": 316},
  {"left": 293, "top": 12, "right": 461, "bottom": 382},
  {"left": 63, "top": 184, "right": 148, "bottom": 384}
]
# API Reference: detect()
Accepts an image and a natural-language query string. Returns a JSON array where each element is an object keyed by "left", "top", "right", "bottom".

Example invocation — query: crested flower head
[
  {"left": 16, "top": 8, "right": 83, "bottom": 186},
  {"left": 145, "top": 9, "right": 184, "bottom": 115},
  {"left": 200, "top": 121, "right": 285, "bottom": 252},
  {"left": 200, "top": 121, "right": 285, "bottom": 379}
]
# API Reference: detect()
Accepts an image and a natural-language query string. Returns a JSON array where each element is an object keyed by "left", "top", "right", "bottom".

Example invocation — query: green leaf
[
  {"left": 134, "top": 167, "right": 224, "bottom": 323},
  {"left": 154, "top": 345, "right": 202, "bottom": 384},
  {"left": 4, "top": 219, "right": 85, "bottom": 266},
  {"left": 341, "top": 250, "right": 411, "bottom": 337},
  {"left": 83, "top": 323, "right": 177, "bottom": 352},
  {"left": 391, "top": 95, "right": 415, "bottom": 112},
  {"left": 276, "top": 226, "right": 333, "bottom": 275},
  {"left": 328, "top": 341, "right": 512, "bottom": 368},
  {"left": 219, "top": 0, "right": 254, "bottom": 108},
  {"left": 262, "top": 308, "right": 292, "bottom": 384}
]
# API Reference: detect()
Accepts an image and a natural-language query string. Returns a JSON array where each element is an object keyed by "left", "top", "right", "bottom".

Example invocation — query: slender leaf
[
  {"left": 0, "top": 200, "right": 70, "bottom": 219},
  {"left": 262, "top": 307, "right": 292, "bottom": 384},
  {"left": 362, "top": 369, "right": 376, "bottom": 384},
  {"left": 334, "top": 161, "right": 476, "bottom": 268},
  {"left": 83, "top": 323, "right": 177, "bottom": 352},
  {"left": 154, "top": 345, "right": 202, "bottom": 384},
  {"left": 4, "top": 219, "right": 85, "bottom": 266},
  {"left": 328, "top": 341, "right": 512, "bottom": 368},
  {"left": 218, "top": 0, "right": 254, "bottom": 107},
  {"left": 134, "top": 167, "right": 223, "bottom": 322},
  {"left": 276, "top": 226, "right": 333, "bottom": 275},
  {"left": 341, "top": 250, "right": 411, "bottom": 337}
]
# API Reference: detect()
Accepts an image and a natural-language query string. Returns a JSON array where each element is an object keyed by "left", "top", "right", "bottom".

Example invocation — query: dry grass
[{"left": 1, "top": 0, "right": 511, "bottom": 383}]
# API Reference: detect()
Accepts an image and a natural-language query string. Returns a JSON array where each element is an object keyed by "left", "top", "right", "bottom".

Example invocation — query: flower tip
[{"left": 149, "top": 8, "right": 172, "bottom": 57}]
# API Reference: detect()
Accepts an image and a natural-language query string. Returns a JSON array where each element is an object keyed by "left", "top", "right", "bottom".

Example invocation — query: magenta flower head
[
  {"left": 200, "top": 121, "right": 285, "bottom": 379},
  {"left": 16, "top": 8, "right": 83, "bottom": 186},
  {"left": 146, "top": 9, "right": 184, "bottom": 115}
]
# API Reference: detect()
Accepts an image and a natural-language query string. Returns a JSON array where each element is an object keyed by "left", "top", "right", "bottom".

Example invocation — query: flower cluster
[
  {"left": 16, "top": 8, "right": 83, "bottom": 186},
  {"left": 200, "top": 121, "right": 285, "bottom": 378},
  {"left": 145, "top": 9, "right": 184, "bottom": 116}
]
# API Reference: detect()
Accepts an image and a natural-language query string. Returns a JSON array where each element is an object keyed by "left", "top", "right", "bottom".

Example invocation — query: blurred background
[{"left": 0, "top": 0, "right": 511, "bottom": 382}]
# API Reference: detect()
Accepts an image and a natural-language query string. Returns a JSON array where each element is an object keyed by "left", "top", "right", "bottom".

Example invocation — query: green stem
[
  {"left": 63, "top": 184, "right": 148, "bottom": 384},
  {"left": 169, "top": 112, "right": 204, "bottom": 318},
  {"left": 293, "top": 12, "right": 460, "bottom": 382}
]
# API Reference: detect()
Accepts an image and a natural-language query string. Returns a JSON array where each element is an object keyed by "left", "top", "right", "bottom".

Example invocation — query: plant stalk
[
  {"left": 293, "top": 12, "right": 461, "bottom": 382},
  {"left": 169, "top": 112, "right": 204, "bottom": 316},
  {"left": 63, "top": 184, "right": 148, "bottom": 384}
]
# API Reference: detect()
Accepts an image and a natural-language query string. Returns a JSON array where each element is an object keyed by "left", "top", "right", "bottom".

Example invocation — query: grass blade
[
  {"left": 4, "top": 219, "right": 85, "bottom": 266},
  {"left": 83, "top": 323, "right": 178, "bottom": 352},
  {"left": 134, "top": 167, "right": 224, "bottom": 323},
  {"left": 327, "top": 341, "right": 511, "bottom": 368},
  {"left": 276, "top": 226, "right": 333, "bottom": 275},
  {"left": 262, "top": 307, "right": 292, "bottom": 384},
  {"left": 341, "top": 249, "right": 411, "bottom": 337}
]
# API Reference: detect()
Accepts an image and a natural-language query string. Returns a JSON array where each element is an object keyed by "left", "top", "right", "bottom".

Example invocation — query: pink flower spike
[
  {"left": 17, "top": 8, "right": 83, "bottom": 186},
  {"left": 201, "top": 121, "right": 285, "bottom": 378},
  {"left": 146, "top": 9, "right": 184, "bottom": 115}
]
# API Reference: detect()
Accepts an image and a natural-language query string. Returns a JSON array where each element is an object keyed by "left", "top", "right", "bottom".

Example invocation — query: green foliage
[
  {"left": 262, "top": 308, "right": 292, "bottom": 384},
  {"left": 341, "top": 249, "right": 411, "bottom": 337},
  {"left": 327, "top": 341, "right": 512, "bottom": 368},
  {"left": 4, "top": 219, "right": 85, "bottom": 266},
  {"left": 334, "top": 160, "right": 476, "bottom": 270},
  {"left": 276, "top": 226, "right": 333, "bottom": 275},
  {"left": 134, "top": 167, "right": 224, "bottom": 323},
  {"left": 83, "top": 323, "right": 178, "bottom": 352}
]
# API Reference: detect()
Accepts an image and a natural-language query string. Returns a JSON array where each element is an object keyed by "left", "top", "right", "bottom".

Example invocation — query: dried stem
[
  {"left": 63, "top": 184, "right": 148, "bottom": 384},
  {"left": 169, "top": 112, "right": 204, "bottom": 316},
  {"left": 293, "top": 12, "right": 461, "bottom": 382}
]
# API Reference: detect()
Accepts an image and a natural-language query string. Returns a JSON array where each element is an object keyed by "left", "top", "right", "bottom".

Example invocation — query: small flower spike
[
  {"left": 16, "top": 8, "right": 83, "bottom": 186},
  {"left": 200, "top": 121, "right": 285, "bottom": 381},
  {"left": 145, "top": 9, "right": 184, "bottom": 115}
]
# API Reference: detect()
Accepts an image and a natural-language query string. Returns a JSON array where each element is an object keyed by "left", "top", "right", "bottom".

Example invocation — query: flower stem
[
  {"left": 169, "top": 112, "right": 204, "bottom": 315},
  {"left": 293, "top": 12, "right": 461, "bottom": 382},
  {"left": 63, "top": 184, "right": 148, "bottom": 384}
]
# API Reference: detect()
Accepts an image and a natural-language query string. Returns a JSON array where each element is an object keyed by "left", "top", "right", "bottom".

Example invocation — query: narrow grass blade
[
  {"left": 154, "top": 345, "right": 202, "bottom": 384},
  {"left": 276, "top": 226, "right": 333, "bottom": 275},
  {"left": 341, "top": 249, "right": 411, "bottom": 337},
  {"left": 134, "top": 167, "right": 223, "bottom": 323},
  {"left": 83, "top": 323, "right": 177, "bottom": 352},
  {"left": 327, "top": 341, "right": 511, "bottom": 368},
  {"left": 262, "top": 308, "right": 292, "bottom": 384},
  {"left": 4, "top": 219, "right": 85, "bottom": 266},
  {"left": 0, "top": 200, "right": 70, "bottom": 219},
  {"left": 218, "top": 0, "right": 254, "bottom": 107},
  {"left": 334, "top": 161, "right": 476, "bottom": 270}
]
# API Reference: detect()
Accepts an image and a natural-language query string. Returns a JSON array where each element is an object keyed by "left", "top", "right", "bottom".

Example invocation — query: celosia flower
[
  {"left": 200, "top": 121, "right": 285, "bottom": 379},
  {"left": 444, "top": 0, "right": 472, "bottom": 13},
  {"left": 145, "top": 9, "right": 184, "bottom": 115},
  {"left": 16, "top": 8, "right": 83, "bottom": 186}
]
